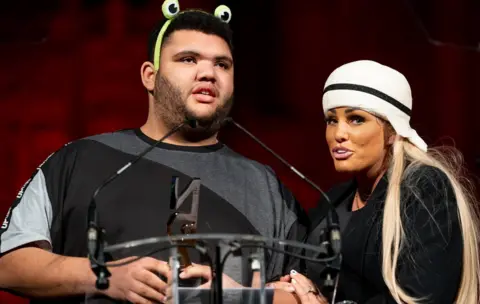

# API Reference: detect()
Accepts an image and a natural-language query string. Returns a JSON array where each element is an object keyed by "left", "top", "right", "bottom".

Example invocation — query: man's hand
[
  {"left": 99, "top": 256, "right": 171, "bottom": 304},
  {"left": 179, "top": 263, "right": 242, "bottom": 289}
]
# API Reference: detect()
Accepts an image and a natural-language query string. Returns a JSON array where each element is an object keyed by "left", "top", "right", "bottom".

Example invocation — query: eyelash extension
[{"left": 348, "top": 115, "right": 365, "bottom": 123}]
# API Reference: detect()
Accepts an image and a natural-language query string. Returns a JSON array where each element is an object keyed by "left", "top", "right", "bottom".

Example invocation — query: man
[{"left": 0, "top": 7, "right": 308, "bottom": 304}]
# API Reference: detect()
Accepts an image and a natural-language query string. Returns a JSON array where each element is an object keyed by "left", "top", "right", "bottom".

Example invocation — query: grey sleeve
[
  {"left": 0, "top": 168, "right": 53, "bottom": 254},
  {"left": 0, "top": 142, "right": 77, "bottom": 255},
  {"left": 263, "top": 167, "right": 310, "bottom": 281}
]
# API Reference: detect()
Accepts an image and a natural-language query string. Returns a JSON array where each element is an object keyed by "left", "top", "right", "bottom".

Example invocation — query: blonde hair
[{"left": 381, "top": 137, "right": 480, "bottom": 303}]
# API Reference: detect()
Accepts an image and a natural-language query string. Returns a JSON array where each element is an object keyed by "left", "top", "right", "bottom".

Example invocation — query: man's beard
[{"left": 153, "top": 75, "right": 233, "bottom": 142}]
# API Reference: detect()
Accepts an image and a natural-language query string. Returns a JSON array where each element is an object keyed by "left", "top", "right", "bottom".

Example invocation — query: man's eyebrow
[
  {"left": 173, "top": 50, "right": 201, "bottom": 58},
  {"left": 173, "top": 50, "right": 233, "bottom": 65}
]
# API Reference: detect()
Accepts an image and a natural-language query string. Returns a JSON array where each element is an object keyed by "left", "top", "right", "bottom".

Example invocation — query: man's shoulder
[
  {"left": 41, "top": 129, "right": 136, "bottom": 165},
  {"left": 79, "top": 128, "right": 136, "bottom": 145},
  {"left": 220, "top": 145, "right": 276, "bottom": 176},
  {"left": 59, "top": 129, "right": 135, "bottom": 152},
  {"left": 220, "top": 145, "right": 301, "bottom": 204}
]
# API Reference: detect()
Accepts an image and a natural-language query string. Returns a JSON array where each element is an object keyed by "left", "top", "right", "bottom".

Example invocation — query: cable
[{"left": 220, "top": 242, "right": 339, "bottom": 277}]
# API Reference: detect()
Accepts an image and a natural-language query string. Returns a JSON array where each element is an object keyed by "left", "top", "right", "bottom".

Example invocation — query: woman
[{"left": 283, "top": 60, "right": 480, "bottom": 303}]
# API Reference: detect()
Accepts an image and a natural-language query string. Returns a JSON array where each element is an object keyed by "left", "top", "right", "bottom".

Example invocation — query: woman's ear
[
  {"left": 384, "top": 123, "right": 397, "bottom": 146},
  {"left": 140, "top": 61, "right": 156, "bottom": 92},
  {"left": 388, "top": 134, "right": 398, "bottom": 145}
]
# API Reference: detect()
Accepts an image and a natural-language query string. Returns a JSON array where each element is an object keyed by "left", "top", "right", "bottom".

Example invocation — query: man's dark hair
[{"left": 147, "top": 10, "right": 234, "bottom": 63}]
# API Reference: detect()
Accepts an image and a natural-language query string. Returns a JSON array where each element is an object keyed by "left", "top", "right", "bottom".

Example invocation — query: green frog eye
[
  {"left": 162, "top": 0, "right": 180, "bottom": 20},
  {"left": 214, "top": 5, "right": 232, "bottom": 23}
]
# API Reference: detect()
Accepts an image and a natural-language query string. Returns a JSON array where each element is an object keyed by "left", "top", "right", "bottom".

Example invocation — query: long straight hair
[{"left": 381, "top": 138, "right": 480, "bottom": 303}]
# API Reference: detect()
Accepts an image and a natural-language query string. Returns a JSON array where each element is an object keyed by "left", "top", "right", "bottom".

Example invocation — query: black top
[
  {"left": 0, "top": 129, "right": 309, "bottom": 303},
  {"left": 306, "top": 166, "right": 463, "bottom": 303}
]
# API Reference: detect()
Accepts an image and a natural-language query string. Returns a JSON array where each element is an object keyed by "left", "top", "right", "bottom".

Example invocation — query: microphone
[
  {"left": 326, "top": 205, "right": 341, "bottom": 255},
  {"left": 187, "top": 119, "right": 198, "bottom": 129},
  {"left": 87, "top": 119, "right": 195, "bottom": 289},
  {"left": 223, "top": 118, "right": 341, "bottom": 255}
]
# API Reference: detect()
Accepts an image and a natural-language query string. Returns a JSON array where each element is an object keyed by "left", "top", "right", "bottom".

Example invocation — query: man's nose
[{"left": 196, "top": 61, "right": 216, "bottom": 82}]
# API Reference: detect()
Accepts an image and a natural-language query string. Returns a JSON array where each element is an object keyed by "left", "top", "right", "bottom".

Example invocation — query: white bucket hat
[{"left": 322, "top": 60, "right": 428, "bottom": 152}]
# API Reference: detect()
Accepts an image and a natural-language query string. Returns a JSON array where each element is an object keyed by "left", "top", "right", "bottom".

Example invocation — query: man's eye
[
  {"left": 216, "top": 62, "right": 230, "bottom": 69},
  {"left": 181, "top": 57, "right": 196, "bottom": 63}
]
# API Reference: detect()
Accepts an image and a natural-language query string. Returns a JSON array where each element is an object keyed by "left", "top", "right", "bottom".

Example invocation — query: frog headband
[{"left": 153, "top": 0, "right": 232, "bottom": 71}]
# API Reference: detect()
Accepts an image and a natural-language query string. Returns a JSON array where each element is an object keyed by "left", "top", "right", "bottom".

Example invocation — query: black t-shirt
[
  {"left": 306, "top": 167, "right": 463, "bottom": 303},
  {"left": 0, "top": 129, "right": 309, "bottom": 303}
]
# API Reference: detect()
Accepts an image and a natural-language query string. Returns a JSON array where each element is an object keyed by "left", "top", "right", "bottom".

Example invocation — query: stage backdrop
[{"left": 1, "top": 0, "right": 479, "bottom": 303}]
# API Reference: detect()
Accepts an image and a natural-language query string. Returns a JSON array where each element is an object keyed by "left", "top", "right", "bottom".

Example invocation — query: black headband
[{"left": 323, "top": 83, "right": 412, "bottom": 116}]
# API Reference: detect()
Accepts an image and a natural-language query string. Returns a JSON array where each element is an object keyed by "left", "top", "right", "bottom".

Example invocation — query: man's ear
[{"left": 141, "top": 61, "right": 156, "bottom": 92}]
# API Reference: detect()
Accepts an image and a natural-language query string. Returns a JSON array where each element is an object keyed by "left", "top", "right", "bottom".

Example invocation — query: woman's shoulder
[
  {"left": 401, "top": 164, "right": 459, "bottom": 227},
  {"left": 400, "top": 165, "right": 464, "bottom": 251},
  {"left": 402, "top": 164, "right": 453, "bottom": 196}
]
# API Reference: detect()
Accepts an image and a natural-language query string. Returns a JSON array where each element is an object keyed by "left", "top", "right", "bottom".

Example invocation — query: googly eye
[
  {"left": 162, "top": 0, "right": 180, "bottom": 20},
  {"left": 214, "top": 5, "right": 232, "bottom": 23}
]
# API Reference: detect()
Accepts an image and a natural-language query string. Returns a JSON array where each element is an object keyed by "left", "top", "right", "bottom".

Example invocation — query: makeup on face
[{"left": 325, "top": 107, "right": 389, "bottom": 174}]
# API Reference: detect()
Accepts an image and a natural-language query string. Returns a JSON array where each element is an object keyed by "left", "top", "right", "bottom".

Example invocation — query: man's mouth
[{"left": 192, "top": 87, "right": 217, "bottom": 103}]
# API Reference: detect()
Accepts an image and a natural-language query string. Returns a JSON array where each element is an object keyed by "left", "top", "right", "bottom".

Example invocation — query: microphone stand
[
  {"left": 87, "top": 120, "right": 191, "bottom": 290},
  {"left": 224, "top": 118, "right": 330, "bottom": 203},
  {"left": 224, "top": 117, "right": 342, "bottom": 293},
  {"left": 224, "top": 118, "right": 340, "bottom": 233}
]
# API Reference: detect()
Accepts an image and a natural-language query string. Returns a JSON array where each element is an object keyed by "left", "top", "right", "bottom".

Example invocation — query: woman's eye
[
  {"left": 325, "top": 117, "right": 337, "bottom": 125},
  {"left": 349, "top": 115, "right": 365, "bottom": 124}
]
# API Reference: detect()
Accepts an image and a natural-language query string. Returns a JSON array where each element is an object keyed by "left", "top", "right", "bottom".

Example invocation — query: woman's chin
[{"left": 333, "top": 161, "right": 359, "bottom": 173}]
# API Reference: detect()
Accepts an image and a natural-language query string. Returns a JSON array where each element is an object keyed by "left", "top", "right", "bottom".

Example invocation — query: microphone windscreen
[{"left": 187, "top": 118, "right": 198, "bottom": 128}]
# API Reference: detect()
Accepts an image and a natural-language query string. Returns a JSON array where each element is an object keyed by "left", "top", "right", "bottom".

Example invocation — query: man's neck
[{"left": 140, "top": 120, "right": 219, "bottom": 147}]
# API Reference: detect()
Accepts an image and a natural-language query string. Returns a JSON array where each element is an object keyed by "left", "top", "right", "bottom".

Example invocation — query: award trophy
[{"left": 167, "top": 177, "right": 204, "bottom": 288}]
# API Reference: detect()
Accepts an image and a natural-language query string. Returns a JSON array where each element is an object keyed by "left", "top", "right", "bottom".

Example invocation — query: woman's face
[{"left": 325, "top": 107, "right": 392, "bottom": 176}]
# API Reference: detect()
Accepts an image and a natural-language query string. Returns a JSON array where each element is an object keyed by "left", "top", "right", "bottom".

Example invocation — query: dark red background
[{"left": 1, "top": 0, "right": 479, "bottom": 303}]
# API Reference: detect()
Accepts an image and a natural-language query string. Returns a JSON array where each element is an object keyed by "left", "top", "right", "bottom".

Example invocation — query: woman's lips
[{"left": 332, "top": 147, "right": 353, "bottom": 160}]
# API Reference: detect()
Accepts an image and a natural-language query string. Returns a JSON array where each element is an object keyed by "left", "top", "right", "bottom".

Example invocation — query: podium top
[
  {"left": 102, "top": 233, "right": 337, "bottom": 264},
  {"left": 106, "top": 233, "right": 318, "bottom": 251}
]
